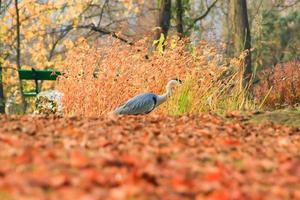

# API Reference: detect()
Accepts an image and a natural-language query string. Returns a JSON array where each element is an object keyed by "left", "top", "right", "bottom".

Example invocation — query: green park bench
[{"left": 18, "top": 68, "right": 61, "bottom": 97}]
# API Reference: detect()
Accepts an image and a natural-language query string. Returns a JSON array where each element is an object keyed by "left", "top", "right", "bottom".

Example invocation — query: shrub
[
  {"left": 254, "top": 61, "right": 300, "bottom": 108},
  {"left": 57, "top": 37, "right": 255, "bottom": 117}
]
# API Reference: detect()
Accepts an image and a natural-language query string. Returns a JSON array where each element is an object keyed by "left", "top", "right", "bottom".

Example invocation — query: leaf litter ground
[{"left": 0, "top": 114, "right": 300, "bottom": 200}]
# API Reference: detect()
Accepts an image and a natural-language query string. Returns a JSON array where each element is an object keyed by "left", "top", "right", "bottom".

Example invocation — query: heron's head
[
  {"left": 166, "top": 78, "right": 182, "bottom": 92},
  {"left": 169, "top": 78, "right": 182, "bottom": 86}
]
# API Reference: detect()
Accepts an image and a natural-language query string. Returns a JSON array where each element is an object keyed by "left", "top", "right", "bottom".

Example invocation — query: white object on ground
[{"left": 34, "top": 90, "right": 64, "bottom": 115}]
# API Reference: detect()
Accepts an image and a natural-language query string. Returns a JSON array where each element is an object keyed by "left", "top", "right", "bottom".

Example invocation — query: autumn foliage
[
  {"left": 254, "top": 61, "right": 300, "bottom": 108},
  {"left": 57, "top": 37, "right": 254, "bottom": 117}
]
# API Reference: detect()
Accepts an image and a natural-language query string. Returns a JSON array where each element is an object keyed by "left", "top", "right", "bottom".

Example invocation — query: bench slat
[
  {"left": 18, "top": 69, "right": 61, "bottom": 80},
  {"left": 23, "top": 92, "right": 38, "bottom": 97}
]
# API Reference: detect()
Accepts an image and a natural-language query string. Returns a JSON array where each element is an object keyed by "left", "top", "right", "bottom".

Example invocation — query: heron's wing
[{"left": 114, "top": 93, "right": 157, "bottom": 115}]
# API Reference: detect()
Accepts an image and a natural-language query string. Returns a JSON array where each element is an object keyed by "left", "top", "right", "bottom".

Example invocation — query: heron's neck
[{"left": 157, "top": 83, "right": 173, "bottom": 106}]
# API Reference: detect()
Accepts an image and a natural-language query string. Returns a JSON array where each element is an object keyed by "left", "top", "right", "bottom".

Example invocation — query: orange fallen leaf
[
  {"left": 208, "top": 190, "right": 230, "bottom": 200},
  {"left": 98, "top": 137, "right": 112, "bottom": 147},
  {"left": 50, "top": 173, "right": 70, "bottom": 188},
  {"left": 69, "top": 150, "right": 90, "bottom": 168},
  {"left": 222, "top": 139, "right": 241, "bottom": 146},
  {"left": 171, "top": 176, "right": 194, "bottom": 193},
  {"left": 204, "top": 167, "right": 224, "bottom": 182}
]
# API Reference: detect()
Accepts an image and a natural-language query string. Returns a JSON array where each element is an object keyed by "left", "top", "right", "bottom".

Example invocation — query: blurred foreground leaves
[{"left": 0, "top": 114, "right": 300, "bottom": 200}]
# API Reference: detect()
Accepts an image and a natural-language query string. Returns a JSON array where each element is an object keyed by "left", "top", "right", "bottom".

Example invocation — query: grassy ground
[{"left": 250, "top": 108, "right": 300, "bottom": 127}]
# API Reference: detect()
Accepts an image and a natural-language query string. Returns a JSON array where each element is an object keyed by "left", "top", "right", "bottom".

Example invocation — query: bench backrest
[
  {"left": 18, "top": 69, "right": 61, "bottom": 97},
  {"left": 18, "top": 69, "right": 61, "bottom": 80}
]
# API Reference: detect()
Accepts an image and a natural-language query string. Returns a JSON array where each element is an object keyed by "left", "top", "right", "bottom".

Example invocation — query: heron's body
[
  {"left": 113, "top": 79, "right": 181, "bottom": 115},
  {"left": 114, "top": 93, "right": 157, "bottom": 115}
]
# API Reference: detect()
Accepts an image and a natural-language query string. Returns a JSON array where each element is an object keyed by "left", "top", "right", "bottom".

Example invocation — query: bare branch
[
  {"left": 72, "top": 23, "right": 133, "bottom": 45},
  {"left": 274, "top": 0, "right": 300, "bottom": 11},
  {"left": 97, "top": 0, "right": 109, "bottom": 27},
  {"left": 47, "top": 29, "right": 71, "bottom": 62},
  {"left": 184, "top": 0, "right": 219, "bottom": 34}
]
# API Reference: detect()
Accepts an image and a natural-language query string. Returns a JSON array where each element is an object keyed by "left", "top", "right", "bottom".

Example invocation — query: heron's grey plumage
[
  {"left": 114, "top": 93, "right": 157, "bottom": 115},
  {"left": 113, "top": 79, "right": 182, "bottom": 115}
]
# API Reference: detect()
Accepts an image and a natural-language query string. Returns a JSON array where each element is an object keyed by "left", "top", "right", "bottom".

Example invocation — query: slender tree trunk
[
  {"left": 157, "top": 0, "right": 172, "bottom": 39},
  {"left": 15, "top": 0, "right": 21, "bottom": 69},
  {"left": 0, "top": 1, "right": 5, "bottom": 114},
  {"left": 230, "top": 0, "right": 252, "bottom": 87},
  {"left": 0, "top": 65, "right": 5, "bottom": 113},
  {"left": 14, "top": 0, "right": 26, "bottom": 113},
  {"left": 176, "top": 0, "right": 184, "bottom": 37}
]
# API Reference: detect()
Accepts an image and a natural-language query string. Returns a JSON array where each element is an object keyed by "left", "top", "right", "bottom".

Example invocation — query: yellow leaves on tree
[
  {"left": 0, "top": 0, "right": 93, "bottom": 92},
  {"left": 0, "top": 0, "right": 90, "bottom": 70}
]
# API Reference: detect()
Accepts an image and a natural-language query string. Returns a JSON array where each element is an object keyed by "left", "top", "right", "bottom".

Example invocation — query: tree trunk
[
  {"left": 0, "top": 1, "right": 4, "bottom": 114},
  {"left": 157, "top": 0, "right": 172, "bottom": 39},
  {"left": 14, "top": 0, "right": 26, "bottom": 113},
  {"left": 0, "top": 66, "right": 5, "bottom": 113},
  {"left": 230, "top": 0, "right": 252, "bottom": 86},
  {"left": 176, "top": 0, "right": 184, "bottom": 37}
]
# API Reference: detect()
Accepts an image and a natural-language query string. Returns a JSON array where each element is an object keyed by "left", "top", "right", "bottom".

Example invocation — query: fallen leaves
[
  {"left": 69, "top": 150, "right": 90, "bottom": 168},
  {"left": 0, "top": 114, "right": 299, "bottom": 200},
  {"left": 49, "top": 173, "right": 70, "bottom": 188}
]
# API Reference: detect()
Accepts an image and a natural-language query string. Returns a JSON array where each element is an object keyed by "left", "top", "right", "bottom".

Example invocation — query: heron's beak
[
  {"left": 172, "top": 78, "right": 183, "bottom": 85},
  {"left": 177, "top": 79, "right": 183, "bottom": 85}
]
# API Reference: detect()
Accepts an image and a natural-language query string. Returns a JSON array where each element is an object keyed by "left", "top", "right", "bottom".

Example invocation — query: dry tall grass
[{"left": 57, "top": 37, "right": 255, "bottom": 117}]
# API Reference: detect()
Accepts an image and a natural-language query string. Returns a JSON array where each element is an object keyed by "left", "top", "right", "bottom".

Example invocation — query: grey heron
[{"left": 113, "top": 79, "right": 182, "bottom": 115}]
